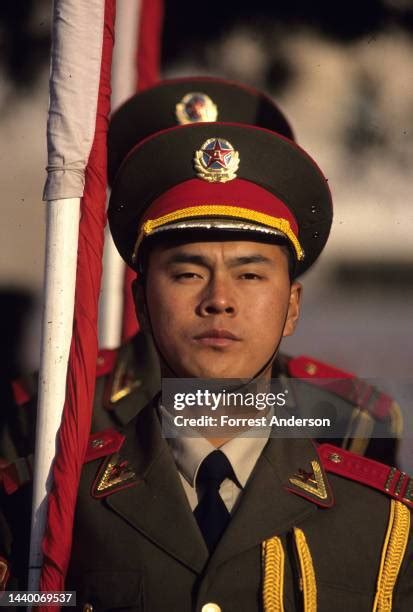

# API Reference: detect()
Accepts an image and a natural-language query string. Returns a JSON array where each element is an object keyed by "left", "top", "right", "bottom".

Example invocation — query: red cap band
[
  {"left": 141, "top": 178, "right": 298, "bottom": 232},
  {"left": 135, "top": 178, "right": 303, "bottom": 261}
]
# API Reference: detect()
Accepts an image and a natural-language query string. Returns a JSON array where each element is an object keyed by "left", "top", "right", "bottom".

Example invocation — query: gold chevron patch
[
  {"left": 289, "top": 460, "right": 328, "bottom": 500},
  {"left": 92, "top": 452, "right": 137, "bottom": 498}
]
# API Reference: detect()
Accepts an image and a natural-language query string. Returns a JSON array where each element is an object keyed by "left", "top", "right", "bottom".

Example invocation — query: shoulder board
[
  {"left": 84, "top": 429, "right": 125, "bottom": 463},
  {"left": 0, "top": 556, "right": 10, "bottom": 591},
  {"left": 10, "top": 350, "right": 117, "bottom": 406},
  {"left": 96, "top": 348, "right": 118, "bottom": 378},
  {"left": 287, "top": 355, "right": 395, "bottom": 421},
  {"left": 11, "top": 376, "right": 34, "bottom": 406},
  {"left": 0, "top": 455, "right": 33, "bottom": 495},
  {"left": 319, "top": 443, "right": 413, "bottom": 509}
]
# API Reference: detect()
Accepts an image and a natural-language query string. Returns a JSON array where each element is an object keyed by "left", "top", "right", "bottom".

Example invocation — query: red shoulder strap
[
  {"left": 287, "top": 355, "right": 394, "bottom": 420},
  {"left": 288, "top": 355, "right": 354, "bottom": 379},
  {"left": 319, "top": 443, "right": 413, "bottom": 509},
  {"left": 84, "top": 429, "right": 125, "bottom": 463},
  {"left": 11, "top": 377, "right": 33, "bottom": 406},
  {"left": 10, "top": 349, "right": 117, "bottom": 407},
  {"left": 0, "top": 430, "right": 126, "bottom": 494},
  {"left": 0, "top": 455, "right": 33, "bottom": 495}
]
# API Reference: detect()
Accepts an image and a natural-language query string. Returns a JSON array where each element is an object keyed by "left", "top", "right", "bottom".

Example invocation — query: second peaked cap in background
[{"left": 107, "top": 76, "right": 294, "bottom": 185}]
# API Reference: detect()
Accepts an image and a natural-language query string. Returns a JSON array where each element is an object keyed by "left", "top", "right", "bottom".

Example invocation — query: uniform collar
[
  {"left": 159, "top": 403, "right": 272, "bottom": 489},
  {"left": 100, "top": 400, "right": 334, "bottom": 574}
]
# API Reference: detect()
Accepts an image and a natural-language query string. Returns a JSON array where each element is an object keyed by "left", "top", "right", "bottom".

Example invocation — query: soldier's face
[{"left": 142, "top": 240, "right": 301, "bottom": 379}]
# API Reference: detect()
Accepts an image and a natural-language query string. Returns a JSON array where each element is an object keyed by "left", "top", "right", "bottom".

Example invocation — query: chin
[{"left": 181, "top": 361, "right": 256, "bottom": 380}]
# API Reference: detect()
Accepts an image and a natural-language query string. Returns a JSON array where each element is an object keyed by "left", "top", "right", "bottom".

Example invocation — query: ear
[
  {"left": 132, "top": 277, "right": 150, "bottom": 332},
  {"left": 282, "top": 282, "right": 302, "bottom": 337}
]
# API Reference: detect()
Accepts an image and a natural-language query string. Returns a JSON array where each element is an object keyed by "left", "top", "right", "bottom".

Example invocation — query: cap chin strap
[{"left": 143, "top": 289, "right": 289, "bottom": 388}]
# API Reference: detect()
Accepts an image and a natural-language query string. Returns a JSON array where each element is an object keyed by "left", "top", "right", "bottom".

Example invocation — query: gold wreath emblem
[
  {"left": 176, "top": 92, "right": 218, "bottom": 125},
  {"left": 194, "top": 137, "right": 239, "bottom": 183}
]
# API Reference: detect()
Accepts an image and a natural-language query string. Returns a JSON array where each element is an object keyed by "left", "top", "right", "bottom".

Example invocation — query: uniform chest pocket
[{"left": 72, "top": 570, "right": 145, "bottom": 611}]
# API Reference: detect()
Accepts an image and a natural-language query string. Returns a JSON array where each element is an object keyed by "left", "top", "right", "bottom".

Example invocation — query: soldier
[
  {"left": 65, "top": 121, "right": 413, "bottom": 610},
  {"left": 91, "top": 75, "right": 404, "bottom": 462},
  {"left": 0, "top": 79, "right": 404, "bottom": 595},
  {"left": 1, "top": 77, "right": 400, "bottom": 474}
]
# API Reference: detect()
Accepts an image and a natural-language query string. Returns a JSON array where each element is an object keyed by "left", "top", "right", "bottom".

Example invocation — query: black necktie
[{"left": 193, "top": 450, "right": 236, "bottom": 552}]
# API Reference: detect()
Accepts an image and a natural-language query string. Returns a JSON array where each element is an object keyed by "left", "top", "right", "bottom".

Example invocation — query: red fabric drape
[
  {"left": 122, "top": 0, "right": 164, "bottom": 342},
  {"left": 39, "top": 0, "right": 116, "bottom": 603},
  {"left": 135, "top": 0, "right": 164, "bottom": 92}
]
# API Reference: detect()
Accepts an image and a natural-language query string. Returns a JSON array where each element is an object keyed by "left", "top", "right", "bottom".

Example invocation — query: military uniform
[
  {"left": 1, "top": 78, "right": 410, "bottom": 608},
  {"left": 67, "top": 397, "right": 413, "bottom": 611},
  {"left": 0, "top": 328, "right": 402, "bottom": 594},
  {"left": 62, "top": 113, "right": 413, "bottom": 611}
]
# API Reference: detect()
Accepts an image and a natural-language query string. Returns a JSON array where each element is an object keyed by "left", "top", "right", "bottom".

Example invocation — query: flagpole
[
  {"left": 28, "top": 0, "right": 108, "bottom": 592},
  {"left": 28, "top": 199, "right": 80, "bottom": 589}
]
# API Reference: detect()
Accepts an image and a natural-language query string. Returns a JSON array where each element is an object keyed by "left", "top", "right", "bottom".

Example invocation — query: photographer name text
[{"left": 173, "top": 415, "right": 331, "bottom": 428}]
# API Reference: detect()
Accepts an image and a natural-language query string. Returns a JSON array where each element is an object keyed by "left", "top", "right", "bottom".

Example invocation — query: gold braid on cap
[
  {"left": 132, "top": 204, "right": 304, "bottom": 263},
  {"left": 373, "top": 500, "right": 410, "bottom": 612},
  {"left": 293, "top": 527, "right": 317, "bottom": 612},
  {"left": 262, "top": 536, "right": 285, "bottom": 612}
]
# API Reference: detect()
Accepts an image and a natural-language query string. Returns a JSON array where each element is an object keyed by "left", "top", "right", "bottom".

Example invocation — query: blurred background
[{"left": 1, "top": 0, "right": 412, "bottom": 467}]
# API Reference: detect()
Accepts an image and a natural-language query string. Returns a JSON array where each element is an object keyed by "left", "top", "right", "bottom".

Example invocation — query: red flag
[{"left": 39, "top": 0, "right": 116, "bottom": 600}]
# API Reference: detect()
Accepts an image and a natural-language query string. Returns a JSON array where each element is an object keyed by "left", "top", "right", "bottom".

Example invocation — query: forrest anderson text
[{"left": 173, "top": 415, "right": 331, "bottom": 428}]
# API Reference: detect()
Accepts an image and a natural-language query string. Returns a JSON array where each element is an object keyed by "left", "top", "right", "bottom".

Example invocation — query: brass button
[
  {"left": 91, "top": 438, "right": 104, "bottom": 449},
  {"left": 304, "top": 362, "right": 317, "bottom": 375},
  {"left": 83, "top": 604, "right": 93, "bottom": 612},
  {"left": 201, "top": 604, "right": 221, "bottom": 612},
  {"left": 329, "top": 452, "right": 342, "bottom": 464}
]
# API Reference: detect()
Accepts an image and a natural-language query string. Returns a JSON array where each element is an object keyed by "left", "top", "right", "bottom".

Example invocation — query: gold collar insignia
[
  {"left": 92, "top": 452, "right": 137, "bottom": 498},
  {"left": 288, "top": 460, "right": 328, "bottom": 501}
]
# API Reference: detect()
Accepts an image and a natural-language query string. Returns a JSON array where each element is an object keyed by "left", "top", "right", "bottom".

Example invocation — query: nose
[{"left": 197, "top": 276, "right": 236, "bottom": 317}]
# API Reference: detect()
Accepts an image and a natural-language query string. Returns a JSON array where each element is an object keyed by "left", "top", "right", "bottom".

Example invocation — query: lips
[{"left": 193, "top": 329, "right": 241, "bottom": 347}]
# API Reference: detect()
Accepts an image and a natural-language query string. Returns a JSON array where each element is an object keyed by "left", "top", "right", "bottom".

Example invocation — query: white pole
[
  {"left": 28, "top": 0, "right": 106, "bottom": 589},
  {"left": 98, "top": 0, "right": 141, "bottom": 349},
  {"left": 28, "top": 199, "right": 80, "bottom": 590}
]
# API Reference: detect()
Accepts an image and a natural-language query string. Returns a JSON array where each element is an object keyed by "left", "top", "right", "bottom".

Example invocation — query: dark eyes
[
  {"left": 173, "top": 272, "right": 203, "bottom": 280},
  {"left": 239, "top": 272, "right": 263, "bottom": 280},
  {"left": 173, "top": 271, "right": 263, "bottom": 281}
]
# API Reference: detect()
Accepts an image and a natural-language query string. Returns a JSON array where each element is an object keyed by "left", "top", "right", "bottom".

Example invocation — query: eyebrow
[
  {"left": 227, "top": 255, "right": 273, "bottom": 267},
  {"left": 165, "top": 253, "right": 273, "bottom": 267}
]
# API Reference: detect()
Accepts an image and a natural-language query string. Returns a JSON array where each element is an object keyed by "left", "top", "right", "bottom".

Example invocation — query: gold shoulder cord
[
  {"left": 262, "top": 536, "right": 285, "bottom": 612},
  {"left": 293, "top": 527, "right": 317, "bottom": 612},
  {"left": 373, "top": 500, "right": 411, "bottom": 612}
]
